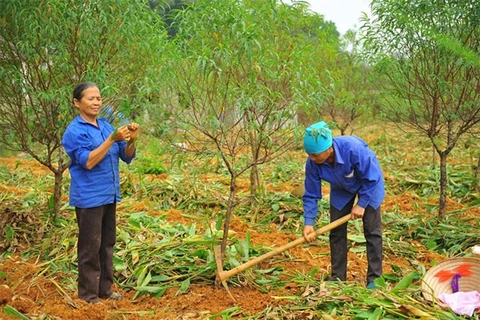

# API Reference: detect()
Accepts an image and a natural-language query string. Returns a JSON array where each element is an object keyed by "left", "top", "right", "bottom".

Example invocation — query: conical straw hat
[{"left": 421, "top": 257, "right": 480, "bottom": 302}]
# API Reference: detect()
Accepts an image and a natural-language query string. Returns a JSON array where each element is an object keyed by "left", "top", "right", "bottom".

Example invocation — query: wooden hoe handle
[{"left": 217, "top": 214, "right": 351, "bottom": 282}]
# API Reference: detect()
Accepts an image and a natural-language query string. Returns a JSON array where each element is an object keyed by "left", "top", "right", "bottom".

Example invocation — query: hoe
[{"left": 214, "top": 214, "right": 351, "bottom": 301}]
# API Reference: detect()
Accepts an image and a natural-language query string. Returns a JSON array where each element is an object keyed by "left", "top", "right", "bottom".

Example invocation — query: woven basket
[{"left": 421, "top": 257, "right": 480, "bottom": 302}]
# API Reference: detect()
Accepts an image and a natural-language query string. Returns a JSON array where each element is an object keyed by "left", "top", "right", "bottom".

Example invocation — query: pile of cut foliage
[{"left": 0, "top": 126, "right": 479, "bottom": 319}]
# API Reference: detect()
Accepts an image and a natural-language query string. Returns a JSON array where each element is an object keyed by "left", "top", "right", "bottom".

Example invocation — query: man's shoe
[
  {"left": 366, "top": 281, "right": 376, "bottom": 289},
  {"left": 326, "top": 276, "right": 344, "bottom": 282}
]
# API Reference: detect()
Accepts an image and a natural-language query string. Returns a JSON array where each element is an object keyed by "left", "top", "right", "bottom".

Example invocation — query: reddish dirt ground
[
  {"left": 0, "top": 156, "right": 471, "bottom": 319},
  {"left": 0, "top": 239, "right": 444, "bottom": 320}
]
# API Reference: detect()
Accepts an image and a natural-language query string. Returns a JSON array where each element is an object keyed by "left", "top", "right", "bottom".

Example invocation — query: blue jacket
[
  {"left": 302, "top": 136, "right": 385, "bottom": 226},
  {"left": 62, "top": 115, "right": 135, "bottom": 208}
]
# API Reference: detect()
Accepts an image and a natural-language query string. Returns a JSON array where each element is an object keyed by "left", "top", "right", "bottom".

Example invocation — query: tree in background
[
  {"left": 362, "top": 0, "right": 480, "bottom": 218},
  {"left": 0, "top": 0, "right": 168, "bottom": 216},
  {"left": 147, "top": 0, "right": 195, "bottom": 37},
  {"left": 436, "top": 37, "right": 480, "bottom": 193},
  {"left": 322, "top": 30, "right": 376, "bottom": 135},
  {"left": 160, "top": 0, "right": 333, "bottom": 262}
]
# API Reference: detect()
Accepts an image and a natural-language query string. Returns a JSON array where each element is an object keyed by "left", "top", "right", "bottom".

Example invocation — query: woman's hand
[
  {"left": 125, "top": 123, "right": 140, "bottom": 156},
  {"left": 111, "top": 126, "right": 131, "bottom": 141},
  {"left": 111, "top": 123, "right": 139, "bottom": 142},
  {"left": 127, "top": 122, "right": 140, "bottom": 140}
]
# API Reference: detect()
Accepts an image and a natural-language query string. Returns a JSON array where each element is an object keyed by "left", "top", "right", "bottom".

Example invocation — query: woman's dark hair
[{"left": 72, "top": 82, "right": 99, "bottom": 101}]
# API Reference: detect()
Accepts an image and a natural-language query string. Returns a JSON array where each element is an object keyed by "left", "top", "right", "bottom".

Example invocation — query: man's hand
[
  {"left": 303, "top": 225, "right": 316, "bottom": 242},
  {"left": 351, "top": 204, "right": 365, "bottom": 219}
]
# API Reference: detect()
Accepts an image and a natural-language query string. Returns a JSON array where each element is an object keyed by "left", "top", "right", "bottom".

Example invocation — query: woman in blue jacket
[
  {"left": 302, "top": 121, "right": 384, "bottom": 289},
  {"left": 62, "top": 82, "right": 140, "bottom": 303}
]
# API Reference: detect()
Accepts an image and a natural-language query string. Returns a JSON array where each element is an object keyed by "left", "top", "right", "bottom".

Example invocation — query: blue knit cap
[{"left": 303, "top": 121, "right": 332, "bottom": 154}]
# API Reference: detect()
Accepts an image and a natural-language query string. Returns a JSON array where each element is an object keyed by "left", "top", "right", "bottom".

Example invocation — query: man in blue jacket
[{"left": 302, "top": 121, "right": 384, "bottom": 289}]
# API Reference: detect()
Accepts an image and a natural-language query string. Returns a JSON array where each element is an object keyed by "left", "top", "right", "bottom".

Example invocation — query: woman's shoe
[{"left": 100, "top": 292, "right": 124, "bottom": 300}]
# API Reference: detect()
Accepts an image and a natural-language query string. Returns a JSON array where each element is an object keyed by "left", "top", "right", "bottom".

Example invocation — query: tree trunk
[
  {"left": 438, "top": 152, "right": 447, "bottom": 219},
  {"left": 249, "top": 164, "right": 260, "bottom": 196},
  {"left": 220, "top": 175, "right": 237, "bottom": 258},
  {"left": 52, "top": 148, "right": 70, "bottom": 218},
  {"left": 53, "top": 171, "right": 63, "bottom": 218},
  {"left": 474, "top": 156, "right": 480, "bottom": 192}
]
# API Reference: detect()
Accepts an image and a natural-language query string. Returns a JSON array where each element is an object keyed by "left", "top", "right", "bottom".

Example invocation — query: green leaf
[
  {"left": 348, "top": 235, "right": 366, "bottom": 243},
  {"left": 3, "top": 305, "right": 29, "bottom": 320},
  {"left": 210, "top": 307, "right": 240, "bottom": 318},
  {"left": 139, "top": 271, "right": 152, "bottom": 287},
  {"left": 5, "top": 225, "right": 14, "bottom": 241},
  {"left": 150, "top": 274, "right": 170, "bottom": 282},
  {"left": 392, "top": 271, "right": 416, "bottom": 293},
  {"left": 255, "top": 278, "right": 276, "bottom": 284},
  {"left": 228, "top": 257, "right": 241, "bottom": 267},
  {"left": 254, "top": 266, "right": 282, "bottom": 275},
  {"left": 350, "top": 246, "right": 366, "bottom": 253},
  {"left": 136, "top": 266, "right": 148, "bottom": 287},
  {"left": 134, "top": 285, "right": 166, "bottom": 294},
  {"left": 368, "top": 307, "right": 383, "bottom": 320},
  {"left": 425, "top": 241, "right": 437, "bottom": 250},
  {"left": 373, "top": 276, "right": 387, "bottom": 288},
  {"left": 153, "top": 287, "right": 167, "bottom": 298},
  {"left": 382, "top": 273, "right": 399, "bottom": 281},
  {"left": 177, "top": 278, "right": 190, "bottom": 294},
  {"left": 235, "top": 239, "right": 250, "bottom": 259}
]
